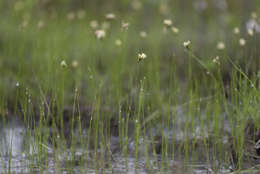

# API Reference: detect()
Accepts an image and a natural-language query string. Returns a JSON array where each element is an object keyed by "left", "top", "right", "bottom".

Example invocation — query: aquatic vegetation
[{"left": 0, "top": 0, "right": 259, "bottom": 173}]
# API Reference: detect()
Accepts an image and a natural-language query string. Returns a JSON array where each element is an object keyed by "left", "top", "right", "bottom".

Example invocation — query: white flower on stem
[
  {"left": 248, "top": 28, "right": 254, "bottom": 36},
  {"left": 90, "top": 20, "right": 98, "bottom": 29},
  {"left": 183, "top": 40, "right": 191, "bottom": 49},
  {"left": 212, "top": 56, "right": 220, "bottom": 65},
  {"left": 233, "top": 27, "right": 240, "bottom": 34},
  {"left": 60, "top": 60, "right": 68, "bottom": 68},
  {"left": 140, "top": 31, "right": 147, "bottom": 38},
  {"left": 121, "top": 21, "right": 129, "bottom": 31},
  {"left": 95, "top": 29, "right": 106, "bottom": 39},
  {"left": 138, "top": 52, "right": 147, "bottom": 62},
  {"left": 105, "top": 13, "right": 116, "bottom": 20},
  {"left": 239, "top": 38, "right": 246, "bottom": 46},
  {"left": 72, "top": 60, "right": 79, "bottom": 68},
  {"left": 171, "top": 26, "right": 179, "bottom": 34},
  {"left": 217, "top": 42, "right": 225, "bottom": 50},
  {"left": 115, "top": 39, "right": 122, "bottom": 46},
  {"left": 163, "top": 19, "right": 172, "bottom": 27}
]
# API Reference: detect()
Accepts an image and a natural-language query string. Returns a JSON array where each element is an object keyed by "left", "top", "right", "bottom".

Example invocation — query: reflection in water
[
  {"left": 1, "top": 126, "right": 24, "bottom": 157},
  {"left": 0, "top": 119, "right": 232, "bottom": 174},
  {"left": 0, "top": 120, "right": 32, "bottom": 173}
]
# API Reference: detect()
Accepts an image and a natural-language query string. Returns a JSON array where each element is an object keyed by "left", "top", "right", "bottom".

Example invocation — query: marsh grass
[{"left": 0, "top": 1, "right": 260, "bottom": 173}]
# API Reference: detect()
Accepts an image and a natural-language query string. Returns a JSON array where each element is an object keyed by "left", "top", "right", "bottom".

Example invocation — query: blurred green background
[{"left": 1, "top": 0, "right": 260, "bottom": 111}]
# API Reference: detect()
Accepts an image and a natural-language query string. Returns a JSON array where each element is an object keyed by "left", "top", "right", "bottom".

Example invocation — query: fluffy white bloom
[
  {"left": 163, "top": 19, "right": 172, "bottom": 27},
  {"left": 239, "top": 38, "right": 246, "bottom": 46},
  {"left": 106, "top": 13, "right": 116, "bottom": 20},
  {"left": 72, "top": 60, "right": 79, "bottom": 68},
  {"left": 60, "top": 60, "right": 67, "bottom": 68},
  {"left": 121, "top": 21, "right": 129, "bottom": 30},
  {"left": 233, "top": 27, "right": 240, "bottom": 34},
  {"left": 138, "top": 53, "right": 147, "bottom": 62},
  {"left": 95, "top": 29, "right": 106, "bottom": 39},
  {"left": 183, "top": 40, "right": 191, "bottom": 48},
  {"left": 140, "top": 31, "right": 147, "bottom": 38},
  {"left": 90, "top": 20, "right": 98, "bottom": 29},
  {"left": 217, "top": 42, "right": 225, "bottom": 50},
  {"left": 212, "top": 56, "right": 220, "bottom": 65},
  {"left": 171, "top": 26, "right": 179, "bottom": 34},
  {"left": 248, "top": 28, "right": 254, "bottom": 36},
  {"left": 115, "top": 39, "right": 122, "bottom": 46}
]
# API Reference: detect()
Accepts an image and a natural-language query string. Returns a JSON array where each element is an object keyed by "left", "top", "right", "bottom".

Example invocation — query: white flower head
[
  {"left": 239, "top": 38, "right": 246, "bottom": 46},
  {"left": 171, "top": 26, "right": 179, "bottom": 34},
  {"left": 105, "top": 13, "right": 116, "bottom": 20},
  {"left": 90, "top": 20, "right": 99, "bottom": 29},
  {"left": 183, "top": 40, "right": 191, "bottom": 49},
  {"left": 95, "top": 29, "right": 106, "bottom": 39},
  {"left": 60, "top": 60, "right": 68, "bottom": 68},
  {"left": 217, "top": 42, "right": 225, "bottom": 50},
  {"left": 163, "top": 19, "right": 172, "bottom": 27},
  {"left": 248, "top": 28, "right": 254, "bottom": 36},
  {"left": 115, "top": 39, "right": 122, "bottom": 46},
  {"left": 138, "top": 52, "right": 147, "bottom": 62},
  {"left": 140, "top": 31, "right": 147, "bottom": 38},
  {"left": 72, "top": 60, "right": 79, "bottom": 68},
  {"left": 121, "top": 21, "right": 129, "bottom": 31},
  {"left": 212, "top": 56, "right": 220, "bottom": 65},
  {"left": 233, "top": 27, "right": 240, "bottom": 34}
]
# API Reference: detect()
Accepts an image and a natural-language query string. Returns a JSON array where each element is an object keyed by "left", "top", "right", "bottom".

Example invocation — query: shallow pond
[{"left": 0, "top": 118, "right": 258, "bottom": 174}]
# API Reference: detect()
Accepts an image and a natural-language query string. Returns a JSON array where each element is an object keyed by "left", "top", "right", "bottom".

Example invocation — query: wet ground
[
  {"left": 0, "top": 120, "right": 230, "bottom": 173},
  {"left": 0, "top": 117, "right": 259, "bottom": 173}
]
